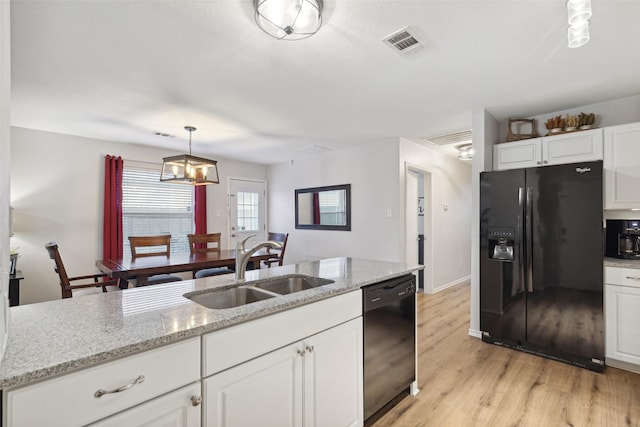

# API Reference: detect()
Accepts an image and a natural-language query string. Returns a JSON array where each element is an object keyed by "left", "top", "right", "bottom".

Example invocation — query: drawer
[
  {"left": 6, "top": 338, "right": 200, "bottom": 427},
  {"left": 203, "top": 290, "right": 362, "bottom": 377},
  {"left": 605, "top": 266, "right": 640, "bottom": 288}
]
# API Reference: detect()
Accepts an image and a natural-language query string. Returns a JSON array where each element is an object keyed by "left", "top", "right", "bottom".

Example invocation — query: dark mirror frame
[{"left": 295, "top": 184, "right": 351, "bottom": 231}]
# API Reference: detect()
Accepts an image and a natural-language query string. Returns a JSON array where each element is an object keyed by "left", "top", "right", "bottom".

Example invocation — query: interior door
[{"left": 229, "top": 178, "right": 266, "bottom": 249}]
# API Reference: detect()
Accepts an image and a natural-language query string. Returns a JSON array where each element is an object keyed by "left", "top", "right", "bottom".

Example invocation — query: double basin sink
[{"left": 184, "top": 274, "right": 334, "bottom": 310}]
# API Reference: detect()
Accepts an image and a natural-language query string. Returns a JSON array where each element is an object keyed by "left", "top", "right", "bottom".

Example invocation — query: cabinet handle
[
  {"left": 191, "top": 395, "right": 203, "bottom": 407},
  {"left": 94, "top": 375, "right": 145, "bottom": 398},
  {"left": 626, "top": 276, "right": 640, "bottom": 281},
  {"left": 297, "top": 349, "right": 305, "bottom": 357},
  {"left": 543, "top": 160, "right": 548, "bottom": 164},
  {"left": 536, "top": 161, "right": 541, "bottom": 165},
  {"left": 305, "top": 345, "right": 315, "bottom": 353}
]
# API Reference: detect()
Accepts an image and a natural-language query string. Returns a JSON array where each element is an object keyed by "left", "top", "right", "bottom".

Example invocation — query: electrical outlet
[{"left": 386, "top": 208, "right": 392, "bottom": 218}]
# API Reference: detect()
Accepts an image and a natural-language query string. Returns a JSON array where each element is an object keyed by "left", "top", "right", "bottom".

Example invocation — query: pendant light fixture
[
  {"left": 254, "top": 0, "right": 323, "bottom": 40},
  {"left": 160, "top": 126, "right": 219, "bottom": 185},
  {"left": 567, "top": 0, "right": 591, "bottom": 48}
]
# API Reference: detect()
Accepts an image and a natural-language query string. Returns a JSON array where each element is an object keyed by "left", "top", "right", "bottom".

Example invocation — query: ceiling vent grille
[
  {"left": 423, "top": 129, "right": 473, "bottom": 146},
  {"left": 383, "top": 27, "right": 422, "bottom": 54}
]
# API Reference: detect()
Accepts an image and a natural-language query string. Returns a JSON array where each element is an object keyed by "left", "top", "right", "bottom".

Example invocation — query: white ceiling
[{"left": 10, "top": 1, "right": 640, "bottom": 165}]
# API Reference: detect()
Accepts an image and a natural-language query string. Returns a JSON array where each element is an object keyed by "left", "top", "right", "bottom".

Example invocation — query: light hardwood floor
[{"left": 371, "top": 281, "right": 640, "bottom": 427}]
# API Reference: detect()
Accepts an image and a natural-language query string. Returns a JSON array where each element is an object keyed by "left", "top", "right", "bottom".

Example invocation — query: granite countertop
[
  {"left": 0, "top": 257, "right": 421, "bottom": 390},
  {"left": 604, "top": 257, "right": 640, "bottom": 269}
]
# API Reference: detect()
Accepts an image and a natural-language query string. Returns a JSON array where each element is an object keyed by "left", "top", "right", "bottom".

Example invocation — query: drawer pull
[
  {"left": 626, "top": 276, "right": 640, "bottom": 281},
  {"left": 94, "top": 375, "right": 145, "bottom": 398},
  {"left": 191, "top": 395, "right": 203, "bottom": 407},
  {"left": 305, "top": 344, "right": 315, "bottom": 353}
]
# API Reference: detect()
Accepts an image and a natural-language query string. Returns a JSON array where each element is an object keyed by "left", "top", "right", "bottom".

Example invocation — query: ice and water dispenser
[{"left": 487, "top": 227, "right": 515, "bottom": 261}]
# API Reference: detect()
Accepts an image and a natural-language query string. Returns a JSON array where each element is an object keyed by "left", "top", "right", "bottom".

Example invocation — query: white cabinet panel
[
  {"left": 89, "top": 383, "right": 201, "bottom": 427},
  {"left": 204, "top": 341, "right": 303, "bottom": 427},
  {"left": 204, "top": 317, "right": 363, "bottom": 427},
  {"left": 303, "top": 319, "right": 363, "bottom": 427},
  {"left": 604, "top": 122, "right": 640, "bottom": 209},
  {"left": 493, "top": 139, "right": 541, "bottom": 170},
  {"left": 6, "top": 338, "right": 200, "bottom": 427},
  {"left": 542, "top": 128, "right": 603, "bottom": 166},
  {"left": 605, "top": 284, "right": 640, "bottom": 366}
]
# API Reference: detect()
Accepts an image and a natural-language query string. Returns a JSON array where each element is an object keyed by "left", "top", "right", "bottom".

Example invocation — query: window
[
  {"left": 122, "top": 161, "right": 194, "bottom": 257},
  {"left": 236, "top": 191, "right": 260, "bottom": 232}
]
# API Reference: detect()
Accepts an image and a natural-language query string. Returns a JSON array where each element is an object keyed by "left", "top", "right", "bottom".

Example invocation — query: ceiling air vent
[
  {"left": 423, "top": 130, "right": 473, "bottom": 146},
  {"left": 383, "top": 27, "right": 422, "bottom": 54}
]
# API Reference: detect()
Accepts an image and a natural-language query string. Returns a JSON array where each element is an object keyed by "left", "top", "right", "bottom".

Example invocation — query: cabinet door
[
  {"left": 493, "top": 139, "right": 542, "bottom": 170},
  {"left": 542, "top": 128, "right": 603, "bottom": 166},
  {"left": 604, "top": 122, "right": 640, "bottom": 209},
  {"left": 303, "top": 318, "right": 363, "bottom": 427},
  {"left": 89, "top": 383, "right": 201, "bottom": 427},
  {"left": 605, "top": 284, "right": 640, "bottom": 366},
  {"left": 204, "top": 342, "right": 303, "bottom": 427}
]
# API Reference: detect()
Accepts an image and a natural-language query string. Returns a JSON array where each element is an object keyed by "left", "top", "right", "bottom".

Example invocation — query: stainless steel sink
[
  {"left": 251, "top": 275, "right": 334, "bottom": 295},
  {"left": 185, "top": 287, "right": 275, "bottom": 309}
]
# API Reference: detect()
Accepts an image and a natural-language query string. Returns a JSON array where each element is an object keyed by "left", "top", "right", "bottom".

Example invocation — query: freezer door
[
  {"left": 525, "top": 161, "right": 604, "bottom": 362},
  {"left": 479, "top": 169, "right": 526, "bottom": 344}
]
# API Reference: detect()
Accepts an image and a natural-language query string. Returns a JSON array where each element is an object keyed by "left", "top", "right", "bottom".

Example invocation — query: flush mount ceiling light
[
  {"left": 160, "top": 126, "right": 220, "bottom": 185},
  {"left": 456, "top": 143, "right": 473, "bottom": 161},
  {"left": 567, "top": 0, "right": 591, "bottom": 48},
  {"left": 254, "top": 0, "right": 323, "bottom": 40}
]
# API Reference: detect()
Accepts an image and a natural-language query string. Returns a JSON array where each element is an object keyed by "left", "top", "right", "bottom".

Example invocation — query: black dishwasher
[{"left": 363, "top": 274, "right": 416, "bottom": 421}]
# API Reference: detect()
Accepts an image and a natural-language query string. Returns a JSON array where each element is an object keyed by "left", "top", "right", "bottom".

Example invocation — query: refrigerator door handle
[
  {"left": 525, "top": 186, "right": 534, "bottom": 293},
  {"left": 517, "top": 186, "right": 525, "bottom": 292}
]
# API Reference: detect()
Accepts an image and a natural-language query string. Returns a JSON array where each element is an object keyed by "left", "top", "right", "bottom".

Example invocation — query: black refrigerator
[{"left": 480, "top": 160, "right": 604, "bottom": 371}]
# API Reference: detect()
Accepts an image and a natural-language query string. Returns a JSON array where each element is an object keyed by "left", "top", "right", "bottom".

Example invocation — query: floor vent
[{"left": 383, "top": 27, "right": 422, "bottom": 54}]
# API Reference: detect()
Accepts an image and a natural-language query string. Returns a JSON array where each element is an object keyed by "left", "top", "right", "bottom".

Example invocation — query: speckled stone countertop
[
  {"left": 0, "top": 257, "right": 421, "bottom": 390},
  {"left": 604, "top": 257, "right": 640, "bottom": 269}
]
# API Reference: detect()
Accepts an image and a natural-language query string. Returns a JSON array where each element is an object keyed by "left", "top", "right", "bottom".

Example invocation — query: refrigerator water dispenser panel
[{"left": 488, "top": 227, "right": 515, "bottom": 261}]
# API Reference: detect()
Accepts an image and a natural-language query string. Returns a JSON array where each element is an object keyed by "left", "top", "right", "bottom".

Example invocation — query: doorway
[
  {"left": 228, "top": 178, "right": 267, "bottom": 249},
  {"left": 405, "top": 164, "right": 432, "bottom": 293}
]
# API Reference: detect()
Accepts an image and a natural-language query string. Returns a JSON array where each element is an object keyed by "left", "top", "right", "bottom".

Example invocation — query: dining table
[{"left": 96, "top": 249, "right": 274, "bottom": 287}]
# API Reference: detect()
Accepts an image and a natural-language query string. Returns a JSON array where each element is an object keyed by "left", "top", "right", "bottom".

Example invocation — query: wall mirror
[{"left": 295, "top": 184, "right": 351, "bottom": 231}]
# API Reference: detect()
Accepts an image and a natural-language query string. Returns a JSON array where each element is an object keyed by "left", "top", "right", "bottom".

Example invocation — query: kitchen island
[{"left": 0, "top": 257, "right": 421, "bottom": 427}]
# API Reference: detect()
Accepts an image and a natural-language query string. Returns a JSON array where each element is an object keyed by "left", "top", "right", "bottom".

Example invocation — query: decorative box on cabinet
[
  {"left": 604, "top": 122, "right": 640, "bottom": 209},
  {"left": 494, "top": 128, "right": 603, "bottom": 171},
  {"left": 5, "top": 338, "right": 200, "bottom": 427},
  {"left": 605, "top": 266, "right": 640, "bottom": 373}
]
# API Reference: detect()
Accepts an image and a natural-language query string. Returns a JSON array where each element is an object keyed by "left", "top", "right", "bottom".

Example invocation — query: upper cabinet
[
  {"left": 494, "top": 128, "right": 603, "bottom": 171},
  {"left": 604, "top": 122, "right": 640, "bottom": 209}
]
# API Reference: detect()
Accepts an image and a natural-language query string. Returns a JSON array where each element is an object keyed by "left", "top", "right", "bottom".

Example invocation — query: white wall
[
  {"left": 267, "top": 138, "right": 472, "bottom": 292},
  {"left": 399, "top": 138, "right": 472, "bottom": 291},
  {"left": 0, "top": 0, "right": 11, "bottom": 360},
  {"left": 10, "top": 127, "right": 266, "bottom": 304},
  {"left": 267, "top": 139, "right": 402, "bottom": 264}
]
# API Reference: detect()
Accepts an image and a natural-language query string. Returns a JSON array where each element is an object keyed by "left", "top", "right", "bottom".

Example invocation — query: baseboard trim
[
  {"left": 432, "top": 275, "right": 470, "bottom": 294},
  {"left": 606, "top": 358, "right": 640, "bottom": 374},
  {"left": 468, "top": 329, "right": 482, "bottom": 339}
]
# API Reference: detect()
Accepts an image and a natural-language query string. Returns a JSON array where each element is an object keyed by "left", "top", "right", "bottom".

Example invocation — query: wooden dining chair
[
  {"left": 128, "top": 235, "right": 183, "bottom": 285},
  {"left": 45, "top": 241, "right": 120, "bottom": 299},
  {"left": 262, "top": 232, "right": 289, "bottom": 268},
  {"left": 188, "top": 233, "right": 233, "bottom": 278}
]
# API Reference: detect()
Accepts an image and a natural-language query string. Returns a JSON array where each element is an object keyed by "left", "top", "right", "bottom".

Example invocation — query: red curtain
[
  {"left": 194, "top": 185, "right": 207, "bottom": 235},
  {"left": 313, "top": 192, "right": 321, "bottom": 224},
  {"left": 103, "top": 155, "right": 123, "bottom": 260}
]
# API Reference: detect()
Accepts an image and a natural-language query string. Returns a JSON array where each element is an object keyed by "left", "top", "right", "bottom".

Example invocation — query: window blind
[{"left": 122, "top": 161, "right": 194, "bottom": 256}]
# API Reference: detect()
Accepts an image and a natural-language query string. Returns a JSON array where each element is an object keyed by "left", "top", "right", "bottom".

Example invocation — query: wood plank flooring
[{"left": 371, "top": 281, "right": 640, "bottom": 427}]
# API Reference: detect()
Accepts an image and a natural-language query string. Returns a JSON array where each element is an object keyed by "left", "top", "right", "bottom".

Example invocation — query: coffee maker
[{"left": 606, "top": 220, "right": 640, "bottom": 259}]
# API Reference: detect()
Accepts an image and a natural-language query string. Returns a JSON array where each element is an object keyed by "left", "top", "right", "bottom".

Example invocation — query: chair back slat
[
  {"left": 266, "top": 232, "right": 289, "bottom": 267},
  {"left": 45, "top": 241, "right": 73, "bottom": 298},
  {"left": 188, "top": 233, "right": 222, "bottom": 254},
  {"left": 129, "top": 235, "right": 172, "bottom": 258}
]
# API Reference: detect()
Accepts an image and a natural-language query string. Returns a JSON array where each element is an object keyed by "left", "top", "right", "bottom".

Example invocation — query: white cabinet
[
  {"left": 204, "top": 318, "right": 363, "bottom": 427},
  {"left": 605, "top": 266, "right": 640, "bottom": 372},
  {"left": 604, "top": 122, "right": 640, "bottom": 209},
  {"left": 89, "top": 383, "right": 202, "bottom": 427},
  {"left": 494, "top": 128, "right": 603, "bottom": 170},
  {"left": 6, "top": 338, "right": 201, "bottom": 427}
]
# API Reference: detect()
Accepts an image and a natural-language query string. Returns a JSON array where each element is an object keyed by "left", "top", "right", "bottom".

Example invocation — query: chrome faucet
[{"left": 235, "top": 235, "right": 283, "bottom": 282}]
